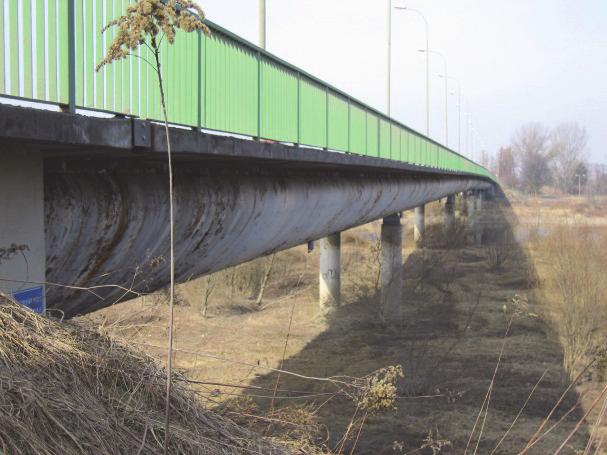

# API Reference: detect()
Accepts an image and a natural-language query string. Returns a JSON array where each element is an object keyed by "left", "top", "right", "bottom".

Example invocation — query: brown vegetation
[
  {"left": 83, "top": 197, "right": 601, "bottom": 453},
  {"left": 526, "top": 223, "right": 607, "bottom": 379},
  {"left": 0, "top": 297, "right": 290, "bottom": 455}
]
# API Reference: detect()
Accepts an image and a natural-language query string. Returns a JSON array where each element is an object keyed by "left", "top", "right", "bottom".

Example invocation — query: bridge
[{"left": 0, "top": 0, "right": 495, "bottom": 317}]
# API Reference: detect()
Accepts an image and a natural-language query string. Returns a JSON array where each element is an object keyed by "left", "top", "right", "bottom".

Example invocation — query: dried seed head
[
  {"left": 355, "top": 365, "right": 404, "bottom": 412},
  {"left": 96, "top": 0, "right": 210, "bottom": 72}
]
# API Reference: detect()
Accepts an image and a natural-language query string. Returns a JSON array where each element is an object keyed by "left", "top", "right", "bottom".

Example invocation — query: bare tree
[
  {"left": 255, "top": 253, "right": 276, "bottom": 307},
  {"left": 511, "top": 123, "right": 552, "bottom": 194},
  {"left": 200, "top": 275, "right": 216, "bottom": 318},
  {"left": 496, "top": 147, "right": 517, "bottom": 188},
  {"left": 550, "top": 123, "right": 588, "bottom": 194},
  {"left": 589, "top": 164, "right": 607, "bottom": 195}
]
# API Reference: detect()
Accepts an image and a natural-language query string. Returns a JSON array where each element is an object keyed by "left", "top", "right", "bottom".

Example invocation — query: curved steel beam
[{"left": 45, "top": 160, "right": 491, "bottom": 316}]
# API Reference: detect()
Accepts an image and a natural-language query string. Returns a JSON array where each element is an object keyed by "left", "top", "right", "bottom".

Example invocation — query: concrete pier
[
  {"left": 444, "top": 195, "right": 456, "bottom": 231},
  {"left": 0, "top": 152, "right": 46, "bottom": 313},
  {"left": 380, "top": 214, "right": 403, "bottom": 312},
  {"left": 319, "top": 233, "right": 341, "bottom": 310},
  {"left": 474, "top": 191, "right": 484, "bottom": 243},
  {"left": 466, "top": 191, "right": 476, "bottom": 220},
  {"left": 414, "top": 205, "right": 425, "bottom": 246},
  {"left": 466, "top": 191, "right": 483, "bottom": 244}
]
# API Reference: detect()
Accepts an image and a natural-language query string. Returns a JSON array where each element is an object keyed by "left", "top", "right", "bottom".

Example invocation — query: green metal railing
[{"left": 0, "top": 0, "right": 494, "bottom": 181}]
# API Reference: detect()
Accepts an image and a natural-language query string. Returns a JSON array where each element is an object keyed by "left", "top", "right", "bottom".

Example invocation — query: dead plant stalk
[{"left": 96, "top": 2, "right": 210, "bottom": 453}]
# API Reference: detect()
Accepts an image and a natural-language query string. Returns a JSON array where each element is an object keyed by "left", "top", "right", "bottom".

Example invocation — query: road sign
[{"left": 12, "top": 286, "right": 45, "bottom": 314}]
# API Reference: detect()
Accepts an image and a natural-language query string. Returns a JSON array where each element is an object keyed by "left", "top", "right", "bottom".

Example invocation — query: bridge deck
[{"left": 1, "top": 104, "right": 492, "bottom": 181}]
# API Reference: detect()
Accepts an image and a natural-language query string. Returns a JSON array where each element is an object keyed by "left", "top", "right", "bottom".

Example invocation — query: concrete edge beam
[{"left": 0, "top": 103, "right": 495, "bottom": 183}]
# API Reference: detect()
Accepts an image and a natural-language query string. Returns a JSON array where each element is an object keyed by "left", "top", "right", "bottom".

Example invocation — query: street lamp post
[
  {"left": 440, "top": 74, "right": 461, "bottom": 153},
  {"left": 420, "top": 49, "right": 448, "bottom": 147},
  {"left": 259, "top": 0, "right": 266, "bottom": 48},
  {"left": 394, "top": 6, "right": 429, "bottom": 136},
  {"left": 575, "top": 173, "right": 586, "bottom": 196},
  {"left": 465, "top": 114, "right": 472, "bottom": 159},
  {"left": 387, "top": 0, "right": 392, "bottom": 115}
]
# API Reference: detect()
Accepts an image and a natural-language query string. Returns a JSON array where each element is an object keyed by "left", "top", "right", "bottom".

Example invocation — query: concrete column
[
  {"left": 466, "top": 191, "right": 483, "bottom": 244},
  {"left": 474, "top": 191, "right": 484, "bottom": 244},
  {"left": 319, "top": 232, "right": 340, "bottom": 310},
  {"left": 414, "top": 205, "right": 425, "bottom": 245},
  {"left": 0, "top": 152, "right": 46, "bottom": 313},
  {"left": 444, "top": 195, "right": 456, "bottom": 231},
  {"left": 380, "top": 213, "right": 402, "bottom": 311},
  {"left": 466, "top": 191, "right": 476, "bottom": 220},
  {"left": 476, "top": 190, "right": 484, "bottom": 211}
]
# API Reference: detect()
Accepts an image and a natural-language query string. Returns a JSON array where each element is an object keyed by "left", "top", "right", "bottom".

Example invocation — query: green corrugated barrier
[{"left": 0, "top": 0, "right": 495, "bottom": 181}]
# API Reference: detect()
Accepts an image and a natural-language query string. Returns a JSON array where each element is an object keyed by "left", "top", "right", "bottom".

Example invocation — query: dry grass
[
  {"left": 0, "top": 296, "right": 292, "bottom": 455},
  {"left": 82, "top": 195, "right": 597, "bottom": 453},
  {"left": 526, "top": 224, "right": 607, "bottom": 378}
]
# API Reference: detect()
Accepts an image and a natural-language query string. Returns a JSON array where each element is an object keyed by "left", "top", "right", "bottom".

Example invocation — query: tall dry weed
[{"left": 544, "top": 226, "right": 607, "bottom": 376}]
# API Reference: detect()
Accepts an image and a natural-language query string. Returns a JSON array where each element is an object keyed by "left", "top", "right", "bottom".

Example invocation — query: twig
[
  {"left": 129, "top": 341, "right": 356, "bottom": 387},
  {"left": 464, "top": 316, "right": 514, "bottom": 455},
  {"left": 520, "top": 393, "right": 586, "bottom": 452},
  {"left": 135, "top": 422, "right": 149, "bottom": 455},
  {"left": 552, "top": 382, "right": 607, "bottom": 455},
  {"left": 520, "top": 359, "right": 596, "bottom": 454},
  {"left": 335, "top": 404, "right": 360, "bottom": 454},
  {"left": 348, "top": 411, "right": 368, "bottom": 455},
  {"left": 584, "top": 390, "right": 607, "bottom": 454},
  {"left": 270, "top": 298, "right": 296, "bottom": 411},
  {"left": 490, "top": 370, "right": 548, "bottom": 454}
]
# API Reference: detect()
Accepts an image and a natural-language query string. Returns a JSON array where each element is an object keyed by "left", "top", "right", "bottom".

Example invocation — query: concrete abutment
[{"left": 0, "top": 152, "right": 46, "bottom": 313}]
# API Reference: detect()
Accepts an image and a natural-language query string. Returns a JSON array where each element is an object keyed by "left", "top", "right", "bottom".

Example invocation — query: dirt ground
[{"left": 80, "top": 193, "right": 607, "bottom": 454}]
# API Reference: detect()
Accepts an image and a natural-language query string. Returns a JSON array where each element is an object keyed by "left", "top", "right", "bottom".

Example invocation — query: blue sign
[{"left": 12, "top": 286, "right": 45, "bottom": 314}]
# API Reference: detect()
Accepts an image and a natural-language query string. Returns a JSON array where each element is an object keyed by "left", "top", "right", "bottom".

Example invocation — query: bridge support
[
  {"left": 319, "top": 233, "right": 341, "bottom": 311},
  {"left": 380, "top": 214, "right": 402, "bottom": 314},
  {"left": 477, "top": 190, "right": 484, "bottom": 211},
  {"left": 466, "top": 191, "right": 476, "bottom": 219},
  {"left": 414, "top": 205, "right": 425, "bottom": 246},
  {"left": 467, "top": 191, "right": 483, "bottom": 244},
  {"left": 0, "top": 152, "right": 46, "bottom": 313},
  {"left": 475, "top": 191, "right": 485, "bottom": 243},
  {"left": 444, "top": 195, "right": 456, "bottom": 231}
]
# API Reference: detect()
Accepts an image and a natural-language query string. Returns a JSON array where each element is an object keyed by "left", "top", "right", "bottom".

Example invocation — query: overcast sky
[{"left": 200, "top": 0, "right": 606, "bottom": 163}]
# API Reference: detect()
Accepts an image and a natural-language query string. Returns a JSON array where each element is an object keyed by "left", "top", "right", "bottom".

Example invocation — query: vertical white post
[
  {"left": 319, "top": 233, "right": 340, "bottom": 310},
  {"left": 387, "top": 0, "right": 392, "bottom": 115},
  {"left": 414, "top": 205, "right": 425, "bottom": 246}
]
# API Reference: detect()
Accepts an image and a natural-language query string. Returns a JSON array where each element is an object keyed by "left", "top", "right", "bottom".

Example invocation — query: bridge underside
[{"left": 0, "top": 105, "right": 492, "bottom": 316}]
